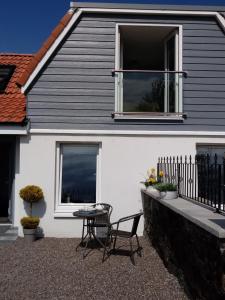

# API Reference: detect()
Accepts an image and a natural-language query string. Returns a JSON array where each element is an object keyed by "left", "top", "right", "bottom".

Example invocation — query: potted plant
[
  {"left": 141, "top": 168, "right": 164, "bottom": 191},
  {"left": 19, "top": 185, "right": 44, "bottom": 242},
  {"left": 155, "top": 183, "right": 178, "bottom": 200}
]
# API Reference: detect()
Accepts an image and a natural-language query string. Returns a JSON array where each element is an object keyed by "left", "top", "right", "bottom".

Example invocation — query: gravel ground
[{"left": 0, "top": 237, "right": 189, "bottom": 300}]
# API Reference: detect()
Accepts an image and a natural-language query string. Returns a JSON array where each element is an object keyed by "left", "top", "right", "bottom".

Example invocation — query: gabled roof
[
  {"left": 0, "top": 54, "right": 33, "bottom": 123},
  {"left": 19, "top": 5, "right": 225, "bottom": 94},
  {"left": 17, "top": 11, "right": 74, "bottom": 88}
]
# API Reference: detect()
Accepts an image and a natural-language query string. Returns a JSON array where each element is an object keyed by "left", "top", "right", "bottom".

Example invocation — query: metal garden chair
[{"left": 105, "top": 212, "right": 143, "bottom": 263}]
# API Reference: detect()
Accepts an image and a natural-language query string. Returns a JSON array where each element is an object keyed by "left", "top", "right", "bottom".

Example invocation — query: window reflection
[
  {"left": 61, "top": 145, "right": 98, "bottom": 204},
  {"left": 122, "top": 72, "right": 176, "bottom": 113}
]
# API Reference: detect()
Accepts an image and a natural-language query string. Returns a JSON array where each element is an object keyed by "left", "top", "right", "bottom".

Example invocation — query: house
[
  {"left": 5, "top": 2, "right": 225, "bottom": 237},
  {"left": 0, "top": 54, "right": 33, "bottom": 224}
]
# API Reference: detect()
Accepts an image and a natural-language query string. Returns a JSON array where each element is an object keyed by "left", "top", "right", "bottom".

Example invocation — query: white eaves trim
[
  {"left": 21, "top": 8, "right": 83, "bottom": 94},
  {"left": 30, "top": 129, "right": 225, "bottom": 138},
  {"left": 0, "top": 126, "right": 27, "bottom": 135},
  {"left": 21, "top": 8, "right": 225, "bottom": 94}
]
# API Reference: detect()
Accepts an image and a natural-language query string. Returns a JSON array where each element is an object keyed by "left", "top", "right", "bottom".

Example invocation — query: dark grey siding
[{"left": 27, "top": 13, "right": 225, "bottom": 131}]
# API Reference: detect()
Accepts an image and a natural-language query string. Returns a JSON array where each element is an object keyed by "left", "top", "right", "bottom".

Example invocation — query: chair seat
[{"left": 111, "top": 229, "right": 132, "bottom": 238}]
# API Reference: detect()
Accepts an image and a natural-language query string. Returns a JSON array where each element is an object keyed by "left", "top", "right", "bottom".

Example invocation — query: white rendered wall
[{"left": 14, "top": 133, "right": 225, "bottom": 237}]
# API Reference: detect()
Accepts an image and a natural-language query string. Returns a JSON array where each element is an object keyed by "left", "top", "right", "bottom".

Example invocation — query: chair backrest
[
  {"left": 92, "top": 203, "right": 113, "bottom": 221},
  {"left": 117, "top": 212, "right": 143, "bottom": 237},
  {"left": 131, "top": 213, "right": 142, "bottom": 236}
]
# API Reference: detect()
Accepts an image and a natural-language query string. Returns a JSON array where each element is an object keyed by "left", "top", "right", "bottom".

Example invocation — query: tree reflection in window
[{"left": 61, "top": 145, "right": 98, "bottom": 204}]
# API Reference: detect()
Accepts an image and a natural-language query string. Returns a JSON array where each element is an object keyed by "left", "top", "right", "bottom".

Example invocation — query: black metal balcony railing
[
  {"left": 112, "top": 69, "right": 187, "bottom": 118},
  {"left": 157, "top": 154, "right": 225, "bottom": 213}
]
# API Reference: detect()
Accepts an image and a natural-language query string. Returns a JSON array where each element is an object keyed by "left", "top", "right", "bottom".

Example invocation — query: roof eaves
[
  {"left": 17, "top": 10, "right": 75, "bottom": 87},
  {"left": 71, "top": 2, "right": 225, "bottom": 12}
]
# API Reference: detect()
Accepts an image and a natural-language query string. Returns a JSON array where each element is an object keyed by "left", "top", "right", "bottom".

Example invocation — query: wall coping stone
[{"left": 142, "top": 189, "right": 225, "bottom": 239}]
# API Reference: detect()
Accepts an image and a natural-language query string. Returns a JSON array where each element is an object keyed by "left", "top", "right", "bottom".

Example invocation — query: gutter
[
  {"left": 0, "top": 119, "right": 29, "bottom": 135},
  {"left": 0, "top": 125, "right": 28, "bottom": 135}
]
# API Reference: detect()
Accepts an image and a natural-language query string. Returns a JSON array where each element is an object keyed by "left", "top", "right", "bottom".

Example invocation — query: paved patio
[{"left": 0, "top": 237, "right": 189, "bottom": 300}]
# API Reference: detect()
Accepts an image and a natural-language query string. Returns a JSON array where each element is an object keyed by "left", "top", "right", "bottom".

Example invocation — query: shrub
[
  {"left": 155, "top": 183, "right": 177, "bottom": 192},
  {"left": 19, "top": 185, "right": 43, "bottom": 203},
  {"left": 20, "top": 216, "right": 40, "bottom": 229},
  {"left": 19, "top": 185, "right": 43, "bottom": 216}
]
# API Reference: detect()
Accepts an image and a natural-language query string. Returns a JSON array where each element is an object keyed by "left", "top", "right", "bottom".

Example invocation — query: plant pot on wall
[
  {"left": 160, "top": 191, "right": 178, "bottom": 200},
  {"left": 146, "top": 186, "right": 161, "bottom": 198},
  {"left": 154, "top": 183, "right": 178, "bottom": 200}
]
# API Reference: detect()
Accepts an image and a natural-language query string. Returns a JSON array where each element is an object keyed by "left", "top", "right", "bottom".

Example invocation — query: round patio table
[{"left": 73, "top": 209, "right": 108, "bottom": 259}]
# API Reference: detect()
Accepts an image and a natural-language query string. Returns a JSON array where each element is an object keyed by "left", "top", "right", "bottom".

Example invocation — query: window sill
[{"left": 112, "top": 113, "right": 186, "bottom": 121}]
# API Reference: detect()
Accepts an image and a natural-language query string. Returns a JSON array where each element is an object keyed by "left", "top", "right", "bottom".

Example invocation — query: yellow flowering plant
[{"left": 141, "top": 168, "right": 164, "bottom": 187}]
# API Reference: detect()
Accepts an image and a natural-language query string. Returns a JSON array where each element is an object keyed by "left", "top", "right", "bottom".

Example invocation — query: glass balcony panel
[{"left": 118, "top": 71, "right": 179, "bottom": 114}]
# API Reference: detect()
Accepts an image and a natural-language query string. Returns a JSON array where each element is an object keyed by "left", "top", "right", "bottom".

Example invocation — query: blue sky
[{"left": 1, "top": 0, "right": 225, "bottom": 54}]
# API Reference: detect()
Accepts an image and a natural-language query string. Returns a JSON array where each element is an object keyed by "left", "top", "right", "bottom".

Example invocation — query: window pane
[
  {"left": 61, "top": 145, "right": 98, "bottom": 204},
  {"left": 123, "top": 72, "right": 164, "bottom": 112},
  {"left": 0, "top": 66, "right": 15, "bottom": 92},
  {"left": 123, "top": 72, "right": 176, "bottom": 113}
]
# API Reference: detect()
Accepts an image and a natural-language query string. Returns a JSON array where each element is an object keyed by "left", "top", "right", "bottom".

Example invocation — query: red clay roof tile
[{"left": 0, "top": 54, "right": 33, "bottom": 123}]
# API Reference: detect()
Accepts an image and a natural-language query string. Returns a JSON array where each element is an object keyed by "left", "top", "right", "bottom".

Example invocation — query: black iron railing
[{"left": 157, "top": 155, "right": 225, "bottom": 213}]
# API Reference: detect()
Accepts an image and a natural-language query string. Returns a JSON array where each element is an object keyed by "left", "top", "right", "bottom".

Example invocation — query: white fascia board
[
  {"left": 0, "top": 126, "right": 27, "bottom": 135},
  {"left": 216, "top": 13, "right": 225, "bottom": 30},
  {"left": 21, "top": 9, "right": 82, "bottom": 94},
  {"left": 30, "top": 129, "right": 225, "bottom": 138},
  {"left": 21, "top": 8, "right": 224, "bottom": 94},
  {"left": 83, "top": 8, "right": 217, "bottom": 17}
]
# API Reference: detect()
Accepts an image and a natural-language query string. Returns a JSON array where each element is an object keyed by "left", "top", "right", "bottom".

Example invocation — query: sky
[{"left": 1, "top": 0, "right": 225, "bottom": 54}]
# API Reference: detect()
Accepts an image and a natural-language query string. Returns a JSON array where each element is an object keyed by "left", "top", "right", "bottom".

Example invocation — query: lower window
[{"left": 60, "top": 144, "right": 99, "bottom": 205}]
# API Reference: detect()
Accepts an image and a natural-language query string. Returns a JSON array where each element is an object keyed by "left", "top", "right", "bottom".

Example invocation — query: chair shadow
[{"left": 108, "top": 246, "right": 143, "bottom": 265}]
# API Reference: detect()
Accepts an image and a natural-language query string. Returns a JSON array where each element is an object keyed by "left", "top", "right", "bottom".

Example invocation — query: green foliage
[
  {"left": 155, "top": 183, "right": 177, "bottom": 192},
  {"left": 19, "top": 185, "right": 43, "bottom": 203},
  {"left": 20, "top": 216, "right": 40, "bottom": 229}
]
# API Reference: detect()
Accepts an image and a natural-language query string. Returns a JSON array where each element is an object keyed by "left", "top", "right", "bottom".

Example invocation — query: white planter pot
[
  {"left": 147, "top": 186, "right": 161, "bottom": 198},
  {"left": 147, "top": 186, "right": 156, "bottom": 191},
  {"left": 160, "top": 191, "right": 178, "bottom": 200},
  {"left": 23, "top": 228, "right": 36, "bottom": 242}
]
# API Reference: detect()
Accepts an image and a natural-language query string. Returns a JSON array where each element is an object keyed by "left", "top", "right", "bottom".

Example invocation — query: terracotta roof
[
  {"left": 17, "top": 11, "right": 74, "bottom": 87},
  {"left": 0, "top": 54, "right": 33, "bottom": 123}
]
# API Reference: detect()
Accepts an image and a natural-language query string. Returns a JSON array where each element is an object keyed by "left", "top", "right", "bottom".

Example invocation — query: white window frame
[
  {"left": 54, "top": 142, "right": 101, "bottom": 217},
  {"left": 164, "top": 30, "right": 180, "bottom": 113},
  {"left": 115, "top": 23, "right": 183, "bottom": 118}
]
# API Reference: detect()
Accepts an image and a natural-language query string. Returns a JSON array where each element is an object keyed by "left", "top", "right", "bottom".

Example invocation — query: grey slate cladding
[{"left": 27, "top": 13, "right": 225, "bottom": 131}]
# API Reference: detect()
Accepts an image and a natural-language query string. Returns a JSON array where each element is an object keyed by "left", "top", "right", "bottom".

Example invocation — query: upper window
[
  {"left": 114, "top": 24, "right": 183, "bottom": 119},
  {"left": 0, "top": 65, "right": 15, "bottom": 93},
  {"left": 60, "top": 144, "right": 99, "bottom": 205}
]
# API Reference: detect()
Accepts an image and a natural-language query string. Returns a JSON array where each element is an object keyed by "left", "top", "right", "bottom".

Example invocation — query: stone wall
[{"left": 142, "top": 192, "right": 225, "bottom": 300}]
